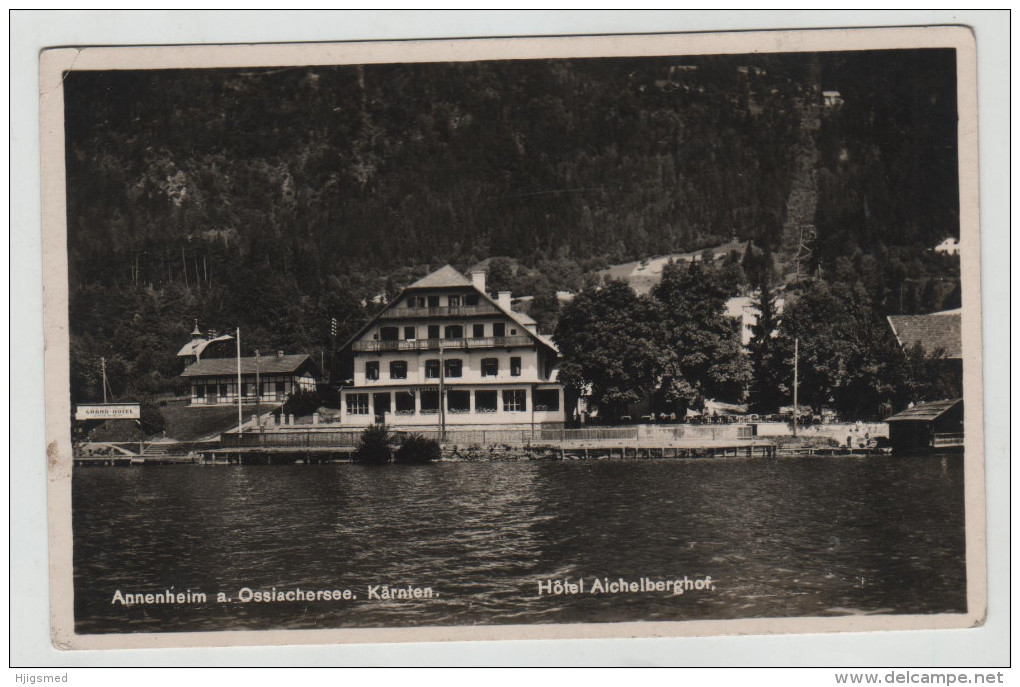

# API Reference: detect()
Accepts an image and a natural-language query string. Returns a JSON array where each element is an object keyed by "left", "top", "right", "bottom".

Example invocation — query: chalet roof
[
  {"left": 887, "top": 310, "right": 962, "bottom": 358},
  {"left": 180, "top": 354, "right": 317, "bottom": 378},
  {"left": 405, "top": 264, "right": 473, "bottom": 289},
  {"left": 886, "top": 398, "right": 962, "bottom": 422}
]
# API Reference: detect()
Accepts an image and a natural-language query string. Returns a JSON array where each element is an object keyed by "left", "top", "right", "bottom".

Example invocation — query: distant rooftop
[{"left": 887, "top": 310, "right": 962, "bottom": 358}]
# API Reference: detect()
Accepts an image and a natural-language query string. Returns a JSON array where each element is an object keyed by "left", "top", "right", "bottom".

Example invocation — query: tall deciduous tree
[
  {"left": 650, "top": 259, "right": 750, "bottom": 414},
  {"left": 774, "top": 281, "right": 903, "bottom": 418},
  {"left": 554, "top": 280, "right": 659, "bottom": 421}
]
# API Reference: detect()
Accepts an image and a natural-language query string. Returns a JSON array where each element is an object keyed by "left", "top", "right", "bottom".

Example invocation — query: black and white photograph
[{"left": 37, "top": 26, "right": 986, "bottom": 650}]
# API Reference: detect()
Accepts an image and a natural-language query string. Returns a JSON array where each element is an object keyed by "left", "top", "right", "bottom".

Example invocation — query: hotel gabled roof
[
  {"left": 338, "top": 264, "right": 558, "bottom": 354},
  {"left": 404, "top": 264, "right": 473, "bottom": 289}
]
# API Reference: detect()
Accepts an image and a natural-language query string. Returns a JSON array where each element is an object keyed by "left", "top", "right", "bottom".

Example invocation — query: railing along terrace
[
  {"left": 352, "top": 336, "right": 532, "bottom": 352},
  {"left": 219, "top": 425, "right": 759, "bottom": 450},
  {"left": 379, "top": 304, "right": 500, "bottom": 319}
]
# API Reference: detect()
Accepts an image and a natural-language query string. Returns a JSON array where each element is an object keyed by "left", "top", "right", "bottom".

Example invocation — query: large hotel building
[{"left": 339, "top": 265, "right": 566, "bottom": 428}]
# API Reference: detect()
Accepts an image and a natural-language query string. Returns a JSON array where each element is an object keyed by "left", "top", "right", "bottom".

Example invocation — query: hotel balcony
[
  {"left": 352, "top": 336, "right": 533, "bottom": 353},
  {"left": 377, "top": 304, "right": 501, "bottom": 319}
]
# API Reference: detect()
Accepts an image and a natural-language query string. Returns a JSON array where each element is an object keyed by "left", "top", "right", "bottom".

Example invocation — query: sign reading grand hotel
[
  {"left": 40, "top": 27, "right": 986, "bottom": 653},
  {"left": 74, "top": 403, "right": 141, "bottom": 421}
]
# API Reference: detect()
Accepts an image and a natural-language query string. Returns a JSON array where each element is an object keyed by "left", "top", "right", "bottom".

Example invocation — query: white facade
[{"left": 339, "top": 265, "right": 565, "bottom": 428}]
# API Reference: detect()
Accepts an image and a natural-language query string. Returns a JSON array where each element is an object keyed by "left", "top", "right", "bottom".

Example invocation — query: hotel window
[
  {"left": 366, "top": 361, "right": 380, "bottom": 380},
  {"left": 444, "top": 325, "right": 463, "bottom": 339},
  {"left": 444, "top": 359, "right": 463, "bottom": 378},
  {"left": 427, "top": 325, "right": 440, "bottom": 339},
  {"left": 415, "top": 296, "right": 427, "bottom": 308},
  {"left": 465, "top": 294, "right": 479, "bottom": 306},
  {"left": 275, "top": 381, "right": 286, "bottom": 399},
  {"left": 534, "top": 389, "right": 560, "bottom": 411},
  {"left": 425, "top": 359, "right": 440, "bottom": 379},
  {"left": 475, "top": 390, "right": 498, "bottom": 413},
  {"left": 404, "top": 326, "right": 416, "bottom": 340},
  {"left": 420, "top": 389, "right": 439, "bottom": 414},
  {"left": 448, "top": 390, "right": 471, "bottom": 414},
  {"left": 390, "top": 361, "right": 407, "bottom": 379},
  {"left": 510, "top": 357, "right": 522, "bottom": 377},
  {"left": 472, "top": 323, "right": 485, "bottom": 338},
  {"left": 347, "top": 393, "right": 369, "bottom": 415},
  {"left": 493, "top": 322, "right": 506, "bottom": 337},
  {"left": 427, "top": 295, "right": 440, "bottom": 307},
  {"left": 503, "top": 389, "right": 527, "bottom": 412},
  {"left": 380, "top": 326, "right": 399, "bottom": 341},
  {"left": 395, "top": 390, "right": 416, "bottom": 414},
  {"left": 481, "top": 358, "right": 499, "bottom": 377},
  {"left": 448, "top": 295, "right": 461, "bottom": 307},
  {"left": 510, "top": 328, "right": 517, "bottom": 335},
  {"left": 219, "top": 384, "right": 228, "bottom": 399}
]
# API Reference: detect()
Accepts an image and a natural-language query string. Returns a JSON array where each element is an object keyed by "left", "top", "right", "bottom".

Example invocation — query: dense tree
[
  {"left": 746, "top": 284, "right": 784, "bottom": 413},
  {"left": 745, "top": 243, "right": 784, "bottom": 413},
  {"left": 650, "top": 260, "right": 750, "bottom": 413},
  {"left": 772, "top": 281, "right": 904, "bottom": 418},
  {"left": 901, "top": 343, "right": 963, "bottom": 404},
  {"left": 554, "top": 280, "right": 660, "bottom": 421}
]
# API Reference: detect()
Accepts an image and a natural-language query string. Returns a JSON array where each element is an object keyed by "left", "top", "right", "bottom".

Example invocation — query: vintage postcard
[{"left": 41, "top": 26, "right": 985, "bottom": 650}]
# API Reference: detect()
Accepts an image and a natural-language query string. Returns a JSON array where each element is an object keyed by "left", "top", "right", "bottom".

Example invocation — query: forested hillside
[{"left": 63, "top": 49, "right": 960, "bottom": 406}]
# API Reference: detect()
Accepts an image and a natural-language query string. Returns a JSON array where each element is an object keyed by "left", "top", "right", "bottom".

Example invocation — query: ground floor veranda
[
  {"left": 187, "top": 373, "right": 316, "bottom": 406},
  {"left": 339, "top": 383, "right": 565, "bottom": 427}
]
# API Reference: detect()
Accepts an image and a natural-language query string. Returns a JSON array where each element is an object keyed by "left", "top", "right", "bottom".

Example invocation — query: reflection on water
[{"left": 72, "top": 454, "right": 966, "bottom": 633}]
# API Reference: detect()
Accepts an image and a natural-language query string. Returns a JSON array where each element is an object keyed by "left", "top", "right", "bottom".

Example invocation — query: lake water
[{"left": 72, "top": 454, "right": 967, "bottom": 633}]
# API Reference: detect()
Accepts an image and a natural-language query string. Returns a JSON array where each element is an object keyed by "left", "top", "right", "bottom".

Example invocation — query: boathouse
[
  {"left": 885, "top": 398, "right": 963, "bottom": 452},
  {"left": 338, "top": 264, "right": 565, "bottom": 428},
  {"left": 181, "top": 352, "right": 320, "bottom": 406}
]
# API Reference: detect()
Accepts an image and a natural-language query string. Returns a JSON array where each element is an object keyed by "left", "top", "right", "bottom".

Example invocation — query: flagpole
[
  {"left": 793, "top": 337, "right": 799, "bottom": 438},
  {"left": 237, "top": 327, "right": 242, "bottom": 435}
]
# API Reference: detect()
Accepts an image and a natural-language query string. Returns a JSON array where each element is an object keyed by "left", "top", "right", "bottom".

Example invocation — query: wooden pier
[{"left": 76, "top": 427, "right": 780, "bottom": 466}]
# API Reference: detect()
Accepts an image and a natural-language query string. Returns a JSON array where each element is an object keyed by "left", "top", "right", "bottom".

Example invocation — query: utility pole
[
  {"left": 236, "top": 327, "right": 242, "bottom": 435},
  {"left": 330, "top": 317, "right": 338, "bottom": 385},
  {"left": 100, "top": 357, "right": 107, "bottom": 403},
  {"left": 793, "top": 337, "right": 799, "bottom": 438}
]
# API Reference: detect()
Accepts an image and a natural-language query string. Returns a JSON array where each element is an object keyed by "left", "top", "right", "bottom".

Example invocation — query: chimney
[
  {"left": 470, "top": 270, "right": 486, "bottom": 293},
  {"left": 497, "top": 291, "right": 512, "bottom": 310},
  {"left": 277, "top": 350, "right": 285, "bottom": 359}
]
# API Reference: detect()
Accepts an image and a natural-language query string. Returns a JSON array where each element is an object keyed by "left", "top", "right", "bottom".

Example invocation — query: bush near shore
[{"left": 355, "top": 426, "right": 442, "bottom": 465}]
